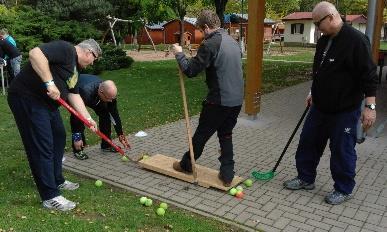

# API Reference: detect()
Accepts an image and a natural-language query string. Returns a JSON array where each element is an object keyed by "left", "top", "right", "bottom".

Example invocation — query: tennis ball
[
  {"left": 121, "top": 156, "right": 129, "bottom": 162},
  {"left": 236, "top": 185, "right": 244, "bottom": 192},
  {"left": 160, "top": 202, "right": 168, "bottom": 210},
  {"left": 95, "top": 180, "right": 103, "bottom": 187},
  {"left": 229, "top": 188, "right": 237, "bottom": 196},
  {"left": 144, "top": 199, "right": 153, "bottom": 207},
  {"left": 235, "top": 191, "right": 244, "bottom": 199},
  {"left": 140, "top": 197, "right": 147, "bottom": 205},
  {"left": 156, "top": 207, "right": 165, "bottom": 216},
  {"left": 142, "top": 155, "right": 150, "bottom": 160},
  {"left": 244, "top": 179, "right": 253, "bottom": 187}
]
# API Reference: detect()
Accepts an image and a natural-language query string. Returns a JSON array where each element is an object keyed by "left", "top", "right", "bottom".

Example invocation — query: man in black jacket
[
  {"left": 283, "top": 1, "right": 378, "bottom": 205},
  {"left": 171, "top": 10, "right": 244, "bottom": 187},
  {"left": 71, "top": 74, "right": 129, "bottom": 160}
]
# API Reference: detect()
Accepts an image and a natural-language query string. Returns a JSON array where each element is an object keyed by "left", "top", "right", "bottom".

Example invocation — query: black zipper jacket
[{"left": 311, "top": 24, "right": 378, "bottom": 113}]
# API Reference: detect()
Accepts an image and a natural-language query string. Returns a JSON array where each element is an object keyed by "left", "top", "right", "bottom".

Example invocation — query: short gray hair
[
  {"left": 196, "top": 10, "right": 221, "bottom": 29},
  {"left": 77, "top": 39, "right": 102, "bottom": 58}
]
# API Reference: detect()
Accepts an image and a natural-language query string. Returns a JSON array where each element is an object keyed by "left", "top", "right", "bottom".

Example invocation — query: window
[{"left": 291, "top": 23, "right": 304, "bottom": 34}]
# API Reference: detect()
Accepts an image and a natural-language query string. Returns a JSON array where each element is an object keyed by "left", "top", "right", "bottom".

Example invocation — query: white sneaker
[
  {"left": 43, "top": 195, "right": 76, "bottom": 211},
  {"left": 58, "top": 180, "right": 79, "bottom": 190}
]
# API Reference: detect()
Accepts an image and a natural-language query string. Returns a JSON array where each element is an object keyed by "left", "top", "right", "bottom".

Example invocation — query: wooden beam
[
  {"left": 371, "top": 0, "right": 385, "bottom": 63},
  {"left": 245, "top": 0, "right": 265, "bottom": 116}
]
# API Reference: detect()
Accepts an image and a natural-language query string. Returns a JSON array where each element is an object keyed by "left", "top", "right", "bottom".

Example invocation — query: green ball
[
  {"left": 229, "top": 188, "right": 237, "bottom": 196},
  {"left": 140, "top": 197, "right": 148, "bottom": 205},
  {"left": 236, "top": 185, "right": 243, "bottom": 192},
  {"left": 144, "top": 199, "right": 153, "bottom": 207},
  {"left": 121, "top": 156, "right": 129, "bottom": 162},
  {"left": 95, "top": 180, "right": 103, "bottom": 187},
  {"left": 156, "top": 207, "right": 165, "bottom": 216},
  {"left": 244, "top": 179, "right": 253, "bottom": 187},
  {"left": 159, "top": 202, "right": 168, "bottom": 210}
]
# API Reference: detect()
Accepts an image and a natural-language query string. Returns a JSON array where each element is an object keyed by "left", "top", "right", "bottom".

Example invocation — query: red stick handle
[{"left": 57, "top": 98, "right": 125, "bottom": 156}]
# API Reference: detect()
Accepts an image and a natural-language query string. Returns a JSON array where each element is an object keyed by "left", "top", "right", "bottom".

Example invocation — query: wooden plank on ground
[{"left": 139, "top": 154, "right": 244, "bottom": 191}]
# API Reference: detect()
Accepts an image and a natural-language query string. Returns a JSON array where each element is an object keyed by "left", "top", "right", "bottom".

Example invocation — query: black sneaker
[
  {"left": 101, "top": 147, "right": 118, "bottom": 153},
  {"left": 283, "top": 177, "right": 315, "bottom": 190},
  {"left": 73, "top": 150, "right": 88, "bottom": 160}
]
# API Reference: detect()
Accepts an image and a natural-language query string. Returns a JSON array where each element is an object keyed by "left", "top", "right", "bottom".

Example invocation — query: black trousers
[
  {"left": 8, "top": 94, "right": 65, "bottom": 200},
  {"left": 179, "top": 101, "right": 241, "bottom": 182},
  {"left": 71, "top": 108, "right": 112, "bottom": 152}
]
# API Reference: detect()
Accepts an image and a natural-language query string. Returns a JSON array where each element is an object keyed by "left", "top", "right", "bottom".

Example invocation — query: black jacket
[
  {"left": 71, "top": 74, "right": 123, "bottom": 135},
  {"left": 311, "top": 24, "right": 378, "bottom": 113}
]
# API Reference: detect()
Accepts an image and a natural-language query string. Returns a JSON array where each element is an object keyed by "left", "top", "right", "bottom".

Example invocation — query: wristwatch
[{"left": 365, "top": 103, "right": 376, "bottom": 110}]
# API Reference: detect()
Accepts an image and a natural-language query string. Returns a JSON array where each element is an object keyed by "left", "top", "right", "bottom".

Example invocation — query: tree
[
  {"left": 36, "top": 0, "right": 114, "bottom": 22},
  {"left": 162, "top": 0, "right": 197, "bottom": 46},
  {"left": 225, "top": 0, "right": 248, "bottom": 15},
  {"left": 266, "top": 0, "right": 299, "bottom": 19},
  {"left": 299, "top": 0, "right": 319, "bottom": 12},
  {"left": 214, "top": 0, "right": 228, "bottom": 28}
]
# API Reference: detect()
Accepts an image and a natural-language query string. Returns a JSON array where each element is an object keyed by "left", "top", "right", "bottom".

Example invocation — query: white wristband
[{"left": 44, "top": 80, "right": 55, "bottom": 88}]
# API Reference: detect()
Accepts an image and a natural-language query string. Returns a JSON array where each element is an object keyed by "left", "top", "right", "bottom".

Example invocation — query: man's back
[{"left": 77, "top": 74, "right": 102, "bottom": 107}]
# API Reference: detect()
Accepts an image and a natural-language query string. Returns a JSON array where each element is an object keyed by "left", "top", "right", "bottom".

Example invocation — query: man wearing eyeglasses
[
  {"left": 283, "top": 1, "right": 378, "bottom": 205},
  {"left": 7, "top": 39, "right": 101, "bottom": 211},
  {"left": 70, "top": 74, "right": 130, "bottom": 160}
]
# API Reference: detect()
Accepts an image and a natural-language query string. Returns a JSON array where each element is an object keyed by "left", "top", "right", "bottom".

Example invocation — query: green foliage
[
  {"left": 36, "top": 0, "right": 114, "bottom": 22},
  {"left": 0, "top": 6, "right": 101, "bottom": 52},
  {"left": 84, "top": 45, "right": 134, "bottom": 74},
  {"left": 266, "top": 0, "right": 300, "bottom": 19},
  {"left": 299, "top": 0, "right": 320, "bottom": 12}
]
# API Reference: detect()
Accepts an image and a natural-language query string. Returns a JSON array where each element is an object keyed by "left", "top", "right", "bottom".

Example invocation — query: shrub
[{"left": 83, "top": 44, "right": 134, "bottom": 74}]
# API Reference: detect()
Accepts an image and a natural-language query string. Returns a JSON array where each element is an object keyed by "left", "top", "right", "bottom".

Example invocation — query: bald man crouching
[{"left": 70, "top": 74, "right": 130, "bottom": 160}]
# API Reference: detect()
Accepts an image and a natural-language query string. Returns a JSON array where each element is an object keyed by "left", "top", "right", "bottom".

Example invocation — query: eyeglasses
[
  {"left": 89, "top": 49, "right": 98, "bottom": 59},
  {"left": 314, "top": 14, "right": 332, "bottom": 28}
]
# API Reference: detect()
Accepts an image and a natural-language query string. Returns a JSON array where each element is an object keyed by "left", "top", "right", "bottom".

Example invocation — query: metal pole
[
  {"left": 239, "top": 0, "right": 244, "bottom": 52},
  {"left": 366, "top": 0, "right": 376, "bottom": 42},
  {"left": 1, "top": 65, "right": 4, "bottom": 95},
  {"left": 357, "top": 0, "right": 377, "bottom": 143}
]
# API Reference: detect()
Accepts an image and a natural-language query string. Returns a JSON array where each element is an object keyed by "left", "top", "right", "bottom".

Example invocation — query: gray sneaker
[
  {"left": 43, "top": 195, "right": 76, "bottom": 211},
  {"left": 325, "top": 190, "right": 352, "bottom": 205},
  {"left": 283, "top": 177, "right": 315, "bottom": 190},
  {"left": 58, "top": 180, "right": 79, "bottom": 190}
]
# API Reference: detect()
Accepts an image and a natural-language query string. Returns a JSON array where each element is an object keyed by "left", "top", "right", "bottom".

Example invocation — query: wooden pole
[
  {"left": 245, "top": 0, "right": 265, "bottom": 116},
  {"left": 143, "top": 26, "right": 157, "bottom": 52},
  {"left": 371, "top": 0, "right": 385, "bottom": 63},
  {"left": 177, "top": 69, "right": 198, "bottom": 182}
]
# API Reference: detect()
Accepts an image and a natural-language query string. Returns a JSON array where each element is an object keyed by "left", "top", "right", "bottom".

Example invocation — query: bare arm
[
  {"left": 29, "top": 47, "right": 60, "bottom": 100},
  {"left": 67, "top": 93, "right": 97, "bottom": 130}
]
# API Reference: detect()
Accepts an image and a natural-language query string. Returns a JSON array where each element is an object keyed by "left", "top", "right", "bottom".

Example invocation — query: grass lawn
[
  {"left": 0, "top": 58, "right": 311, "bottom": 231},
  {"left": 380, "top": 41, "right": 387, "bottom": 50}
]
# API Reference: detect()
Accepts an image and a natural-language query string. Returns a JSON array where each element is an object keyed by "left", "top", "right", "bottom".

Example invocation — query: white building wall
[
  {"left": 284, "top": 20, "right": 315, "bottom": 44},
  {"left": 352, "top": 23, "right": 366, "bottom": 34}
]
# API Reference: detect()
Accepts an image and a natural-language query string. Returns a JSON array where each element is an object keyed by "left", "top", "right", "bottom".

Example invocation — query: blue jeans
[
  {"left": 10, "top": 55, "right": 21, "bottom": 76},
  {"left": 7, "top": 55, "right": 22, "bottom": 83},
  {"left": 295, "top": 106, "right": 360, "bottom": 194},
  {"left": 8, "top": 94, "right": 65, "bottom": 200}
]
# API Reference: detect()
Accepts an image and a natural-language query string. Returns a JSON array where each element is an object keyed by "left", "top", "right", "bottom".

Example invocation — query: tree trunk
[{"left": 215, "top": 0, "right": 228, "bottom": 28}]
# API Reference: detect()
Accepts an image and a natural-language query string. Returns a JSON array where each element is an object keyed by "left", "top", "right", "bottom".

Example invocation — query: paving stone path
[{"left": 64, "top": 77, "right": 387, "bottom": 232}]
